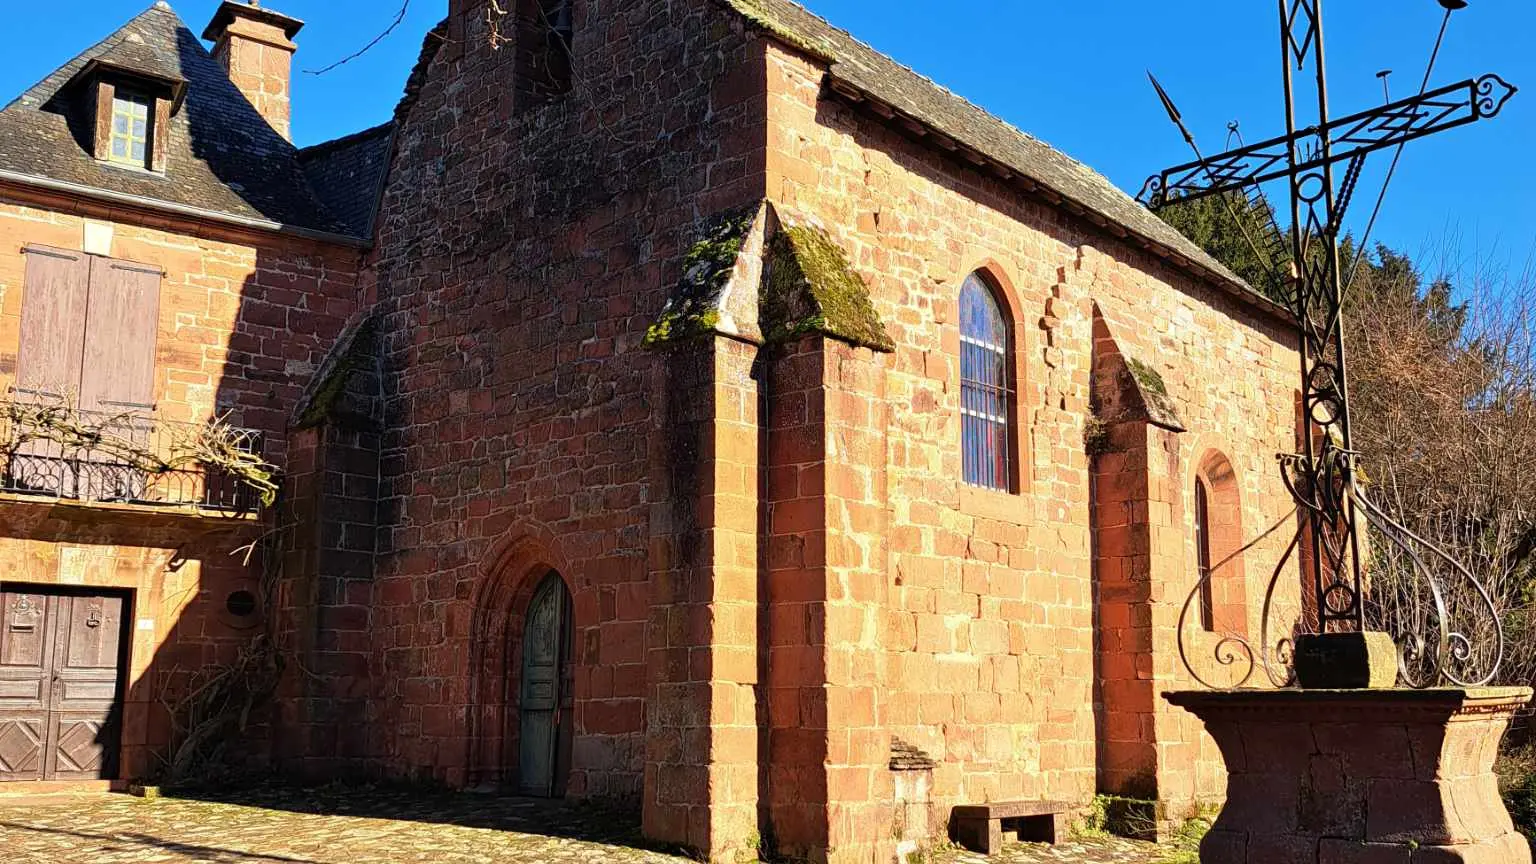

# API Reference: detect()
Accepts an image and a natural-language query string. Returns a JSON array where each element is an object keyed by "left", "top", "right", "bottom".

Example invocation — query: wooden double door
[{"left": 0, "top": 588, "right": 129, "bottom": 782}]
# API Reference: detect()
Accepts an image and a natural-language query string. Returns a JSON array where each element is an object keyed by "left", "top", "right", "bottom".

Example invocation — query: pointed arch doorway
[{"left": 517, "top": 571, "right": 573, "bottom": 797}]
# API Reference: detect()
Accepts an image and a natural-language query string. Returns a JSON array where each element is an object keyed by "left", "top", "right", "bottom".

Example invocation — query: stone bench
[{"left": 949, "top": 800, "right": 1070, "bottom": 854}]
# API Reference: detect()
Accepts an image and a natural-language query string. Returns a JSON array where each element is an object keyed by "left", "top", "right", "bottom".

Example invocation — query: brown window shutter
[
  {"left": 93, "top": 81, "right": 115, "bottom": 161},
  {"left": 79, "top": 257, "right": 161, "bottom": 415},
  {"left": 15, "top": 246, "right": 90, "bottom": 402},
  {"left": 150, "top": 97, "right": 170, "bottom": 173}
]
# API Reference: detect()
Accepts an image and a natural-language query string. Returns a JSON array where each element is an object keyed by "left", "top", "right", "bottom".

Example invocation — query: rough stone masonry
[
  {"left": 290, "top": 1, "right": 1304, "bottom": 861},
  {"left": 0, "top": 1, "right": 1307, "bottom": 862}
]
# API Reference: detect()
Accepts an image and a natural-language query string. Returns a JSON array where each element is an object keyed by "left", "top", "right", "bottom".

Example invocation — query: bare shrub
[{"left": 1348, "top": 246, "right": 1536, "bottom": 687}]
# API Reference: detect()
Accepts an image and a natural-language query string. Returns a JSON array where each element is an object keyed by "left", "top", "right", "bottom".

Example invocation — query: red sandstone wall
[
  {"left": 361, "top": 0, "right": 765, "bottom": 816},
  {"left": 307, "top": 4, "right": 1300, "bottom": 858},
  {"left": 761, "top": 40, "right": 1302, "bottom": 840},
  {"left": 0, "top": 189, "right": 362, "bottom": 778}
]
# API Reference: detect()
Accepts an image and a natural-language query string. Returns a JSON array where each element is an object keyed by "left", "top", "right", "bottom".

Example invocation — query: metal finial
[
  {"left": 1438, "top": 0, "right": 1469, "bottom": 10},
  {"left": 1147, "top": 72, "right": 1182, "bottom": 125},
  {"left": 1147, "top": 72, "right": 1199, "bottom": 149}
]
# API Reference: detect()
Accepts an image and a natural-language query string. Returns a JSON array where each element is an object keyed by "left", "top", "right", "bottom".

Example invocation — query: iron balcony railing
[{"left": 0, "top": 403, "right": 264, "bottom": 514}]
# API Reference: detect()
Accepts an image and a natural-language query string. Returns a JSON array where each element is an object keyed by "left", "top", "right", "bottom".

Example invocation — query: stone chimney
[{"left": 202, "top": 1, "right": 305, "bottom": 140}]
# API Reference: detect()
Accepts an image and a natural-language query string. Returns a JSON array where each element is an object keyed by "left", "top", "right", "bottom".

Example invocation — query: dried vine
[
  {"left": 157, "top": 523, "right": 290, "bottom": 783},
  {"left": 0, "top": 398, "right": 278, "bottom": 506},
  {"left": 0, "top": 398, "right": 289, "bottom": 781}
]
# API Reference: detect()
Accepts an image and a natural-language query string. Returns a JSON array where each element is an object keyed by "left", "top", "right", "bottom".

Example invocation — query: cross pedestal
[{"left": 1166, "top": 688, "right": 1532, "bottom": 863}]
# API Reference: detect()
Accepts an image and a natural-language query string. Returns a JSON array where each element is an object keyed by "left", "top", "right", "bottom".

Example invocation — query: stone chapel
[{"left": 0, "top": 1, "right": 1302, "bottom": 861}]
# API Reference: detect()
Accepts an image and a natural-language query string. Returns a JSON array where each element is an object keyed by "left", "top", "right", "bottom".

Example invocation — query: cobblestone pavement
[
  {"left": 938, "top": 835, "right": 1175, "bottom": 864},
  {"left": 0, "top": 787, "right": 692, "bottom": 864},
  {"left": 0, "top": 787, "right": 1179, "bottom": 864}
]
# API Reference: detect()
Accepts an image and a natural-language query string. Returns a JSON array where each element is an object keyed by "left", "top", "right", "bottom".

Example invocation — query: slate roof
[
  {"left": 299, "top": 123, "right": 394, "bottom": 239},
  {"left": 70, "top": 37, "right": 188, "bottom": 104},
  {"left": 724, "top": 0, "right": 1271, "bottom": 307},
  {"left": 0, "top": 2, "right": 372, "bottom": 240}
]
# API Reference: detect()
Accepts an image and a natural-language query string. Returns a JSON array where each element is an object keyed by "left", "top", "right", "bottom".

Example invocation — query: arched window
[
  {"left": 960, "top": 272, "right": 1013, "bottom": 491},
  {"left": 1194, "top": 477, "right": 1215, "bottom": 631},
  {"left": 517, "top": 0, "right": 574, "bottom": 102},
  {"left": 1194, "top": 451, "right": 1247, "bottom": 635}
]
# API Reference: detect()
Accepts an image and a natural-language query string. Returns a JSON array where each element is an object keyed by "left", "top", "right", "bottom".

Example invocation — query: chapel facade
[{"left": 0, "top": 1, "right": 1301, "bottom": 862}]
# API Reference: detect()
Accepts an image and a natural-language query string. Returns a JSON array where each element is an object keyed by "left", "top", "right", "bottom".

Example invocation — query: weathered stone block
[{"left": 1295, "top": 632, "right": 1399, "bottom": 689}]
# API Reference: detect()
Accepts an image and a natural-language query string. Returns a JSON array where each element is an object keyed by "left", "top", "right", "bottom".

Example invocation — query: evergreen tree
[{"left": 1157, "top": 191, "right": 1289, "bottom": 302}]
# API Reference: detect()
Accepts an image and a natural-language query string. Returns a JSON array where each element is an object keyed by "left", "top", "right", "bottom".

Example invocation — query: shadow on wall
[
  {"left": 124, "top": 226, "right": 355, "bottom": 785},
  {"left": 0, "top": 230, "right": 361, "bottom": 788}
]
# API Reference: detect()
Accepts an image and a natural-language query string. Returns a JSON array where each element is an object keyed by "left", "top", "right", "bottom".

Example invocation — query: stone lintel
[{"left": 1165, "top": 687, "right": 1533, "bottom": 864}]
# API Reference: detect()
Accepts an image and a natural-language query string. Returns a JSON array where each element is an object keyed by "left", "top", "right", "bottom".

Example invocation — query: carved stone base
[{"left": 1165, "top": 688, "right": 1533, "bottom": 864}]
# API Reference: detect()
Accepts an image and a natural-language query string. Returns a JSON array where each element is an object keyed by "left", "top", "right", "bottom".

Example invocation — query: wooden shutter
[
  {"left": 15, "top": 246, "right": 90, "bottom": 402},
  {"left": 92, "top": 81, "right": 116, "bottom": 162},
  {"left": 151, "top": 97, "right": 171, "bottom": 173},
  {"left": 79, "top": 257, "right": 161, "bottom": 415}
]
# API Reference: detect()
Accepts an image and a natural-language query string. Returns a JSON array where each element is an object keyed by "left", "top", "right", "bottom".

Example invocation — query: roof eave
[
  {"left": 818, "top": 77, "right": 1295, "bottom": 327},
  {"left": 0, "top": 169, "right": 371, "bottom": 249},
  {"left": 69, "top": 59, "right": 190, "bottom": 113}
]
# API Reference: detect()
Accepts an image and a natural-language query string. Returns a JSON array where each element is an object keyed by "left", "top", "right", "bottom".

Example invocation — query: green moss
[
  {"left": 1499, "top": 745, "right": 1536, "bottom": 842},
  {"left": 296, "top": 316, "right": 379, "bottom": 429},
  {"left": 642, "top": 206, "right": 757, "bottom": 349},
  {"left": 1084, "top": 412, "right": 1111, "bottom": 456},
  {"left": 1160, "top": 814, "right": 1212, "bottom": 864},
  {"left": 764, "top": 224, "right": 895, "bottom": 352},
  {"left": 1124, "top": 355, "right": 1185, "bottom": 431},
  {"left": 1125, "top": 356, "right": 1166, "bottom": 396},
  {"left": 726, "top": 0, "right": 836, "bottom": 61}
]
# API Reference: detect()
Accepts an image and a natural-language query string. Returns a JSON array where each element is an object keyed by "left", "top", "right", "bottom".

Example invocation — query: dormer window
[
  {"left": 60, "top": 35, "right": 186, "bottom": 175},
  {"left": 107, "top": 90, "right": 153, "bottom": 168}
]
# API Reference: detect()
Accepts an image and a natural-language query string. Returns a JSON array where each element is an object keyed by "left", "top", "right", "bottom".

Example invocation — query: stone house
[
  {"left": 0, "top": 1, "right": 1301, "bottom": 862},
  {"left": 0, "top": 1, "right": 384, "bottom": 782}
]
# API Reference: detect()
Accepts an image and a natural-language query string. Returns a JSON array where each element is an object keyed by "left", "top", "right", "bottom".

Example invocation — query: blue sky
[{"left": 4, "top": 1, "right": 1532, "bottom": 278}]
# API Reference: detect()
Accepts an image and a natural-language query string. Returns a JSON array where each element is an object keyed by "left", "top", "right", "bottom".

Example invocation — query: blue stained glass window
[{"left": 960, "top": 273, "right": 1013, "bottom": 491}]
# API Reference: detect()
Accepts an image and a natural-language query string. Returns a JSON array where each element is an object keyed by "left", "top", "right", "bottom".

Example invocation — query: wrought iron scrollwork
[
  {"left": 1175, "top": 509, "right": 1302, "bottom": 690},
  {"left": 1355, "top": 493, "right": 1504, "bottom": 688},
  {"left": 0, "top": 402, "right": 264, "bottom": 514},
  {"left": 1138, "top": 74, "right": 1516, "bottom": 210},
  {"left": 1476, "top": 74, "right": 1518, "bottom": 118},
  {"left": 1160, "top": 0, "right": 1514, "bottom": 691},
  {"left": 1175, "top": 482, "right": 1507, "bottom": 690}
]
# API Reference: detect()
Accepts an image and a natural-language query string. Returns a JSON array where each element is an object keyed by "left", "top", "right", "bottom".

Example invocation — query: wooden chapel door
[{"left": 518, "top": 572, "right": 572, "bottom": 797}]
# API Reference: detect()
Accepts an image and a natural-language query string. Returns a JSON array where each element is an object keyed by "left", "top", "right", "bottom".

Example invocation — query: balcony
[{"left": 0, "top": 401, "right": 268, "bottom": 518}]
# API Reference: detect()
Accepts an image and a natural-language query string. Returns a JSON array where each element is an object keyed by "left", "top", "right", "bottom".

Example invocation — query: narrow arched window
[
  {"left": 1195, "top": 476, "right": 1215, "bottom": 631},
  {"left": 1194, "top": 452, "right": 1246, "bottom": 635},
  {"left": 517, "top": 0, "right": 574, "bottom": 103},
  {"left": 960, "top": 272, "right": 1013, "bottom": 490}
]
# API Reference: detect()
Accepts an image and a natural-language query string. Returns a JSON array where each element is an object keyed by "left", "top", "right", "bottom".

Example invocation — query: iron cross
[{"left": 1137, "top": 0, "right": 1516, "bottom": 638}]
